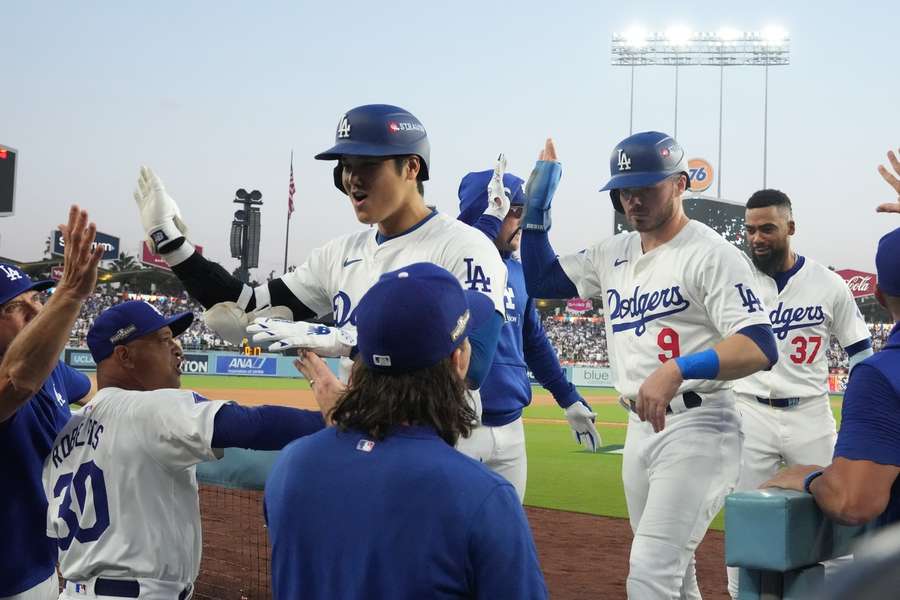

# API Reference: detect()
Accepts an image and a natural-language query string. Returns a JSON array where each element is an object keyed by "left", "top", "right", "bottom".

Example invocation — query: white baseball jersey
[
  {"left": 281, "top": 211, "right": 507, "bottom": 378},
  {"left": 734, "top": 256, "right": 870, "bottom": 399},
  {"left": 558, "top": 220, "right": 771, "bottom": 400},
  {"left": 42, "top": 387, "right": 227, "bottom": 585}
]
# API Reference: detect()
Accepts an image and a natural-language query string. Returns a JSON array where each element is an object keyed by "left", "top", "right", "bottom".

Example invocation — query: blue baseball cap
[
  {"left": 87, "top": 300, "right": 194, "bottom": 363},
  {"left": 355, "top": 263, "right": 495, "bottom": 374},
  {"left": 456, "top": 169, "right": 526, "bottom": 226},
  {"left": 0, "top": 264, "right": 54, "bottom": 306},
  {"left": 876, "top": 227, "right": 900, "bottom": 296}
]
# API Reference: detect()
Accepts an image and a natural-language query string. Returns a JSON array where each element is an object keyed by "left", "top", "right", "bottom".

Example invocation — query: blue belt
[
  {"left": 91, "top": 579, "right": 192, "bottom": 599},
  {"left": 628, "top": 391, "right": 703, "bottom": 414},
  {"left": 756, "top": 396, "right": 801, "bottom": 408}
]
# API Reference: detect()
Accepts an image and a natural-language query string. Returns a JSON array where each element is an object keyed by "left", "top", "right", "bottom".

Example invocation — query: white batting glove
[
  {"left": 247, "top": 318, "right": 356, "bottom": 356},
  {"left": 133, "top": 166, "right": 190, "bottom": 253},
  {"left": 565, "top": 401, "right": 602, "bottom": 452},
  {"left": 484, "top": 154, "right": 510, "bottom": 221}
]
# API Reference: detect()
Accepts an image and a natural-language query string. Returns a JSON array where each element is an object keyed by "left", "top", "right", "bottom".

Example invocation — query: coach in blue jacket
[
  {"left": 264, "top": 263, "right": 547, "bottom": 600},
  {"left": 455, "top": 164, "right": 601, "bottom": 500}
]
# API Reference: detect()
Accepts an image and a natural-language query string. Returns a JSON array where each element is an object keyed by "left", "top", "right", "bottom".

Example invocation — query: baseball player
[
  {"left": 0, "top": 207, "right": 103, "bottom": 600},
  {"left": 726, "top": 189, "right": 872, "bottom": 597},
  {"left": 519, "top": 134, "right": 778, "bottom": 599},
  {"left": 132, "top": 104, "right": 506, "bottom": 406},
  {"left": 43, "top": 300, "right": 327, "bottom": 600},
  {"left": 454, "top": 163, "right": 600, "bottom": 502},
  {"left": 265, "top": 263, "right": 547, "bottom": 600}
]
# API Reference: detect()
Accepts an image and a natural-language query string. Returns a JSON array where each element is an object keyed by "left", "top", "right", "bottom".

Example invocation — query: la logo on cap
[
  {"left": 337, "top": 114, "right": 351, "bottom": 139},
  {"left": 0, "top": 265, "right": 22, "bottom": 282}
]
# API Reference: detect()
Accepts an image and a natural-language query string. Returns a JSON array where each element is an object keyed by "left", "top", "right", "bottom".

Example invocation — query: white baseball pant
[
  {"left": 727, "top": 392, "right": 841, "bottom": 598},
  {"left": 623, "top": 399, "right": 741, "bottom": 600},
  {"left": 456, "top": 416, "right": 527, "bottom": 502}
]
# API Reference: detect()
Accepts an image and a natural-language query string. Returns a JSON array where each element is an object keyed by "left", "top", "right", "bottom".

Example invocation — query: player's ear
[
  {"left": 404, "top": 155, "right": 421, "bottom": 183},
  {"left": 450, "top": 340, "right": 470, "bottom": 381},
  {"left": 112, "top": 344, "right": 134, "bottom": 368},
  {"left": 787, "top": 219, "right": 796, "bottom": 236}
]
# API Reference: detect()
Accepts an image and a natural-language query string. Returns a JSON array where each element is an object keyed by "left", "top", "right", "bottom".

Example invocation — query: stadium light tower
[{"left": 611, "top": 26, "right": 790, "bottom": 198}]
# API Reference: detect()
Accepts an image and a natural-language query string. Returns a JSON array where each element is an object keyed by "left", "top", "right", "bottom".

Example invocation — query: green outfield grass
[{"left": 521, "top": 391, "right": 845, "bottom": 531}]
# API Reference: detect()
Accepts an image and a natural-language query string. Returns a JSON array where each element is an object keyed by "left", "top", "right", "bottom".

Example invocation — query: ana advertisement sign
[
  {"left": 836, "top": 269, "right": 877, "bottom": 298},
  {"left": 215, "top": 355, "right": 276, "bottom": 376},
  {"left": 53, "top": 229, "right": 119, "bottom": 261},
  {"left": 141, "top": 241, "right": 203, "bottom": 270}
]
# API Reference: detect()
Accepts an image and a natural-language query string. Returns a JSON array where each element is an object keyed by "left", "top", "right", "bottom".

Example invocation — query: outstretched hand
[
  {"left": 538, "top": 138, "right": 558, "bottom": 162},
  {"left": 293, "top": 351, "right": 344, "bottom": 425},
  {"left": 485, "top": 153, "right": 510, "bottom": 221},
  {"left": 877, "top": 148, "right": 900, "bottom": 214},
  {"left": 55, "top": 206, "right": 104, "bottom": 301}
]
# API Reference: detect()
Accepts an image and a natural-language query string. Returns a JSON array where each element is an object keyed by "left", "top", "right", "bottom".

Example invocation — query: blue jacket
[
  {"left": 834, "top": 322, "right": 900, "bottom": 527},
  {"left": 0, "top": 362, "right": 90, "bottom": 595},
  {"left": 265, "top": 426, "right": 548, "bottom": 599},
  {"left": 456, "top": 169, "right": 582, "bottom": 426}
]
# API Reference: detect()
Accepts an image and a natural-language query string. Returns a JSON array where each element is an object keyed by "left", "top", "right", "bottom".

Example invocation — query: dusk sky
[{"left": 2, "top": 1, "right": 897, "bottom": 278}]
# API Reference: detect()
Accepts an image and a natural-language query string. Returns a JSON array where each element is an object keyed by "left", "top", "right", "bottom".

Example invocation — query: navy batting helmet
[
  {"left": 316, "top": 104, "right": 431, "bottom": 193},
  {"left": 600, "top": 131, "right": 689, "bottom": 213}
]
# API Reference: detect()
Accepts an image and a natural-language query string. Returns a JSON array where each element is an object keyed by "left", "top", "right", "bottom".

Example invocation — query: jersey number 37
[{"left": 52, "top": 460, "right": 111, "bottom": 550}]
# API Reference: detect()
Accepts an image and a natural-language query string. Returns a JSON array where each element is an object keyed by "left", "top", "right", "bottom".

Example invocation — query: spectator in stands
[
  {"left": 763, "top": 151, "right": 900, "bottom": 527},
  {"left": 0, "top": 207, "right": 103, "bottom": 600},
  {"left": 264, "top": 264, "right": 547, "bottom": 599}
]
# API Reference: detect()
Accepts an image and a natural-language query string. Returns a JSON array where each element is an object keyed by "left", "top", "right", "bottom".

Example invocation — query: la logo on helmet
[
  {"left": 617, "top": 149, "right": 632, "bottom": 171},
  {"left": 337, "top": 114, "right": 351, "bottom": 139}
]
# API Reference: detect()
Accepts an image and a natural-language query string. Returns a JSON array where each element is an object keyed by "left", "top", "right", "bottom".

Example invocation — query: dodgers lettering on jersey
[
  {"left": 280, "top": 211, "right": 507, "bottom": 380},
  {"left": 558, "top": 221, "right": 771, "bottom": 400},
  {"left": 42, "top": 388, "right": 227, "bottom": 586},
  {"left": 735, "top": 257, "right": 870, "bottom": 399}
]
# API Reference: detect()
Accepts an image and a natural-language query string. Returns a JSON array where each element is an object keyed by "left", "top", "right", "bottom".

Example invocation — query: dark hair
[
  {"left": 746, "top": 189, "right": 792, "bottom": 212},
  {"left": 330, "top": 355, "right": 474, "bottom": 446},
  {"left": 393, "top": 156, "right": 425, "bottom": 196}
]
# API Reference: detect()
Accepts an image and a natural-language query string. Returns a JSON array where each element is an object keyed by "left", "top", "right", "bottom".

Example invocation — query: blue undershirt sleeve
[
  {"left": 471, "top": 215, "right": 502, "bottom": 242},
  {"left": 468, "top": 484, "right": 548, "bottom": 599},
  {"left": 520, "top": 230, "right": 578, "bottom": 299},
  {"left": 61, "top": 363, "right": 92, "bottom": 403},
  {"left": 211, "top": 404, "right": 325, "bottom": 450},
  {"left": 466, "top": 311, "right": 504, "bottom": 388},
  {"left": 736, "top": 323, "right": 778, "bottom": 368},
  {"left": 522, "top": 298, "right": 580, "bottom": 408},
  {"left": 845, "top": 338, "right": 873, "bottom": 357}
]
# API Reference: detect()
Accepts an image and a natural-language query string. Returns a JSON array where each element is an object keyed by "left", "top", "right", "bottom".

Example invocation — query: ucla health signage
[
  {"left": 65, "top": 349, "right": 96, "bottom": 370},
  {"left": 216, "top": 355, "right": 276, "bottom": 376},
  {"left": 52, "top": 229, "right": 120, "bottom": 261}
]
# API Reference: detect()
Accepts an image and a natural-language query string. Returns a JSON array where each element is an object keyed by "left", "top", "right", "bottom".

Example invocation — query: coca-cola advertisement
[
  {"left": 566, "top": 298, "right": 593, "bottom": 313},
  {"left": 836, "top": 269, "right": 877, "bottom": 298}
]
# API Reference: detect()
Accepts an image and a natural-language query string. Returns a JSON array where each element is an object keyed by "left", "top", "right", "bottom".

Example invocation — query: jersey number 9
[{"left": 657, "top": 328, "right": 681, "bottom": 363}]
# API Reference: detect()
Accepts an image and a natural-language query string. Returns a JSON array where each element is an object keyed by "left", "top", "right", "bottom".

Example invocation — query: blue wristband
[
  {"left": 674, "top": 349, "right": 720, "bottom": 380},
  {"left": 803, "top": 469, "right": 824, "bottom": 494}
]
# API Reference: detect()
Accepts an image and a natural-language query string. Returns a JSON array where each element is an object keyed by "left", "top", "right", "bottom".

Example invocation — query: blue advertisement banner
[
  {"left": 52, "top": 229, "right": 120, "bottom": 261},
  {"left": 65, "top": 349, "right": 96, "bottom": 370},
  {"left": 215, "top": 355, "right": 276, "bottom": 376}
]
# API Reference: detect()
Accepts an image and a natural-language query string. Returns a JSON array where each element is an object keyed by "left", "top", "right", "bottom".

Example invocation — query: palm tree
[{"left": 109, "top": 252, "right": 139, "bottom": 272}]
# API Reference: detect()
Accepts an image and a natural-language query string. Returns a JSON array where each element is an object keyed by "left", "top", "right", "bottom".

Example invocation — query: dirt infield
[
  {"left": 195, "top": 385, "right": 728, "bottom": 599},
  {"left": 196, "top": 486, "right": 727, "bottom": 600}
]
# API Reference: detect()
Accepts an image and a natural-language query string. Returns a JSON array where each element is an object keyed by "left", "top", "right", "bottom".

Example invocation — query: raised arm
[{"left": 0, "top": 207, "right": 103, "bottom": 423}]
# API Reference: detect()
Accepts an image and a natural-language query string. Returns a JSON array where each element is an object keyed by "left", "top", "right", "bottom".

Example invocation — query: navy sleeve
[
  {"left": 60, "top": 363, "right": 91, "bottom": 403},
  {"left": 468, "top": 484, "right": 548, "bottom": 599},
  {"left": 736, "top": 324, "right": 778, "bottom": 368},
  {"left": 845, "top": 338, "right": 873, "bottom": 357},
  {"left": 471, "top": 215, "right": 501, "bottom": 242},
  {"left": 520, "top": 230, "right": 578, "bottom": 299},
  {"left": 835, "top": 365, "right": 900, "bottom": 466},
  {"left": 522, "top": 298, "right": 580, "bottom": 408},
  {"left": 466, "top": 312, "right": 504, "bottom": 388},
  {"left": 212, "top": 404, "right": 325, "bottom": 450}
]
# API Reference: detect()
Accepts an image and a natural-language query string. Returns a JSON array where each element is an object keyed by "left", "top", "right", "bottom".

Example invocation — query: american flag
[{"left": 287, "top": 153, "right": 296, "bottom": 218}]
